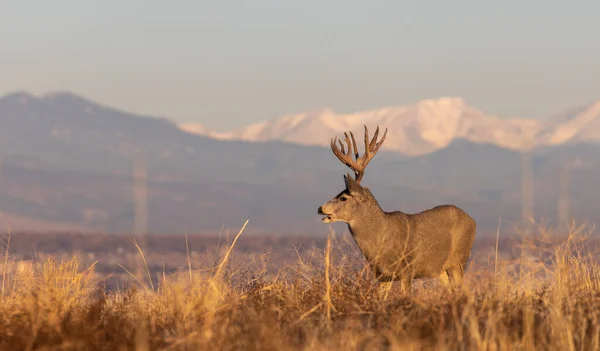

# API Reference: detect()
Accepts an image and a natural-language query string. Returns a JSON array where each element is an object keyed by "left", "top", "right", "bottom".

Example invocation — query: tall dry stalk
[
  {"left": 323, "top": 232, "right": 336, "bottom": 321},
  {"left": 1, "top": 229, "right": 10, "bottom": 299}
]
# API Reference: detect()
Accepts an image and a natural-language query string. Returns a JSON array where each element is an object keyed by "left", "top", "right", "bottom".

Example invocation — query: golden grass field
[{"left": 0, "top": 221, "right": 599, "bottom": 351}]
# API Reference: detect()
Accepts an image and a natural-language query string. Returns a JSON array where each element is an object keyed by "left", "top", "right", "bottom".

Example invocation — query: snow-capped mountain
[
  {"left": 179, "top": 122, "right": 212, "bottom": 136},
  {"left": 536, "top": 101, "right": 600, "bottom": 146},
  {"left": 180, "top": 97, "right": 600, "bottom": 155}
]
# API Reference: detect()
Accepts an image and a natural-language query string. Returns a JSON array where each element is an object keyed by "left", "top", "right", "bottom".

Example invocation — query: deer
[{"left": 317, "top": 125, "right": 476, "bottom": 296}]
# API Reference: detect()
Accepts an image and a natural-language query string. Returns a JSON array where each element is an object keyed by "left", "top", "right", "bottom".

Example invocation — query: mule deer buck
[{"left": 317, "top": 126, "right": 476, "bottom": 295}]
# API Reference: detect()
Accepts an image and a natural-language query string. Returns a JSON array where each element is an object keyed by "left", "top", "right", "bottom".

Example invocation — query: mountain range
[
  {"left": 181, "top": 97, "right": 600, "bottom": 156},
  {"left": 1, "top": 91, "right": 599, "bottom": 236}
]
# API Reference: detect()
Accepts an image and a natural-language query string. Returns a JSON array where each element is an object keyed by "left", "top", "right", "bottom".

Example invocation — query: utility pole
[
  {"left": 557, "top": 164, "right": 571, "bottom": 231},
  {"left": 133, "top": 152, "right": 148, "bottom": 236},
  {"left": 132, "top": 151, "right": 150, "bottom": 287},
  {"left": 520, "top": 141, "right": 535, "bottom": 234}
]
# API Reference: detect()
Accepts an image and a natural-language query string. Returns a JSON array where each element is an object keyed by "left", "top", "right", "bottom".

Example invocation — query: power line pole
[
  {"left": 520, "top": 144, "right": 535, "bottom": 234},
  {"left": 133, "top": 152, "right": 148, "bottom": 237},
  {"left": 132, "top": 151, "right": 150, "bottom": 287},
  {"left": 557, "top": 164, "right": 571, "bottom": 231}
]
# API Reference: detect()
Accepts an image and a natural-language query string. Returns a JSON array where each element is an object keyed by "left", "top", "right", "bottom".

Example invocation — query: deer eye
[{"left": 340, "top": 196, "right": 348, "bottom": 202}]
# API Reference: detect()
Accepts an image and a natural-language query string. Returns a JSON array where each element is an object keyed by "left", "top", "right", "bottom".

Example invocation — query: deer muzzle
[{"left": 317, "top": 206, "right": 334, "bottom": 223}]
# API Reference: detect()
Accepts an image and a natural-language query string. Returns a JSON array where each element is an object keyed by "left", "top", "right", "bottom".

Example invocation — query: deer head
[{"left": 318, "top": 125, "right": 388, "bottom": 223}]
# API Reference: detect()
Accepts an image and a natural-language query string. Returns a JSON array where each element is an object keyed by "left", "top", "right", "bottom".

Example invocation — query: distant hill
[{"left": 1, "top": 91, "right": 599, "bottom": 235}]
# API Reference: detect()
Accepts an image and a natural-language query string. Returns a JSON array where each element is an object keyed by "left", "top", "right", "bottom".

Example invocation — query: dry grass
[{"left": 0, "top": 222, "right": 599, "bottom": 351}]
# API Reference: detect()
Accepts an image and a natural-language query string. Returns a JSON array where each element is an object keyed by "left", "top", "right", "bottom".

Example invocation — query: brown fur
[{"left": 318, "top": 173, "right": 476, "bottom": 293}]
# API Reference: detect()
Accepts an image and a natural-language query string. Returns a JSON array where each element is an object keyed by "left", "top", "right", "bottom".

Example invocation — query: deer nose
[{"left": 317, "top": 206, "right": 325, "bottom": 215}]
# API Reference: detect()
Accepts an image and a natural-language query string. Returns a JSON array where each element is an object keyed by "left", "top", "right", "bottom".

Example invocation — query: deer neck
[
  {"left": 345, "top": 205, "right": 390, "bottom": 264},
  {"left": 346, "top": 204, "right": 387, "bottom": 241}
]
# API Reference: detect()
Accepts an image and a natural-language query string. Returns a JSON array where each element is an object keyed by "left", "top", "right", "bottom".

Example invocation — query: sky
[{"left": 1, "top": 1, "right": 599, "bottom": 132}]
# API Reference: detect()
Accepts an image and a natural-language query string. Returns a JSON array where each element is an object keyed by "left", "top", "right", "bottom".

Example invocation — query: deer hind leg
[
  {"left": 439, "top": 270, "right": 451, "bottom": 287},
  {"left": 446, "top": 266, "right": 465, "bottom": 287},
  {"left": 400, "top": 277, "right": 412, "bottom": 295}
]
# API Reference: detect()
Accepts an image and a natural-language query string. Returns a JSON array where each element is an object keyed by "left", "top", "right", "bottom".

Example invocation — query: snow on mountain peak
[
  {"left": 537, "top": 101, "right": 600, "bottom": 146},
  {"left": 179, "top": 123, "right": 210, "bottom": 135},
  {"left": 180, "top": 97, "right": 600, "bottom": 155}
]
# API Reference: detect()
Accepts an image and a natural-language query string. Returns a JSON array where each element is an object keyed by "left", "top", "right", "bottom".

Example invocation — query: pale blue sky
[{"left": 1, "top": 1, "right": 599, "bottom": 131}]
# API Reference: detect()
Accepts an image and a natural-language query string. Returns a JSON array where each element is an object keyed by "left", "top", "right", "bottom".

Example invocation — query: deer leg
[
  {"left": 400, "top": 277, "right": 412, "bottom": 295},
  {"left": 448, "top": 267, "right": 464, "bottom": 286},
  {"left": 379, "top": 281, "right": 393, "bottom": 300},
  {"left": 439, "top": 270, "right": 451, "bottom": 287}
]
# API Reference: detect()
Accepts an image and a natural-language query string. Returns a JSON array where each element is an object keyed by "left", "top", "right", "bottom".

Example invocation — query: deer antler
[{"left": 330, "top": 125, "right": 388, "bottom": 183}]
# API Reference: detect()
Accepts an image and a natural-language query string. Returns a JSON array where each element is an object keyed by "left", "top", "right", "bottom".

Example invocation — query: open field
[{"left": 0, "top": 222, "right": 599, "bottom": 350}]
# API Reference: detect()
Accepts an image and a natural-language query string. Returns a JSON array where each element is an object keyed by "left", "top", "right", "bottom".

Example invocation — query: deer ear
[
  {"left": 344, "top": 173, "right": 363, "bottom": 194},
  {"left": 343, "top": 173, "right": 351, "bottom": 189}
]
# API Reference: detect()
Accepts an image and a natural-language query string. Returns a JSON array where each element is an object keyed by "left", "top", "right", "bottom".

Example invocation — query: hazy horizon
[{"left": 2, "top": 1, "right": 599, "bottom": 131}]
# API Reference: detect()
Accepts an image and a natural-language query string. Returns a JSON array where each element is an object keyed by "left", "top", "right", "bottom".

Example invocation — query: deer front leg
[{"left": 378, "top": 281, "right": 393, "bottom": 300}]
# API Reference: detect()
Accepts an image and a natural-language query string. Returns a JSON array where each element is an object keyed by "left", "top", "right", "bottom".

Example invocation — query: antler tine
[
  {"left": 343, "top": 132, "right": 353, "bottom": 157},
  {"left": 372, "top": 127, "right": 388, "bottom": 153},
  {"left": 369, "top": 126, "right": 380, "bottom": 150},
  {"left": 331, "top": 137, "right": 343, "bottom": 160},
  {"left": 362, "top": 125, "right": 371, "bottom": 160},
  {"left": 336, "top": 137, "right": 345, "bottom": 154},
  {"left": 332, "top": 137, "right": 345, "bottom": 159},
  {"left": 348, "top": 130, "right": 359, "bottom": 161}
]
